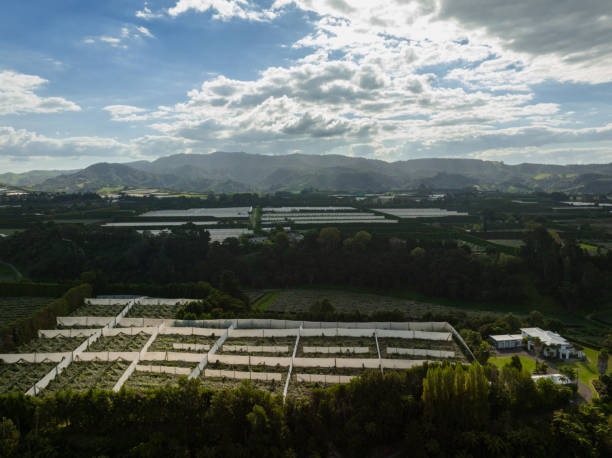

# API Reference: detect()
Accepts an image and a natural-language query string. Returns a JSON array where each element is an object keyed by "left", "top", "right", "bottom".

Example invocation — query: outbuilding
[{"left": 488, "top": 334, "right": 523, "bottom": 350}]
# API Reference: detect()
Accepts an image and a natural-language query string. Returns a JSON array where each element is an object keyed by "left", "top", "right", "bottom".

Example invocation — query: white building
[
  {"left": 488, "top": 334, "right": 523, "bottom": 350},
  {"left": 520, "top": 327, "right": 585, "bottom": 360},
  {"left": 531, "top": 374, "right": 573, "bottom": 385}
]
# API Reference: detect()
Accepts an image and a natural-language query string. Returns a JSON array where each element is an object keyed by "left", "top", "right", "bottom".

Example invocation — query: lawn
[
  {"left": 489, "top": 355, "right": 536, "bottom": 374},
  {"left": 557, "top": 347, "right": 611, "bottom": 395}
]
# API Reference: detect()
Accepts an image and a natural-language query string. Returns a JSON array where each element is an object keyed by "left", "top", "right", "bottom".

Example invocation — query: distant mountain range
[{"left": 3, "top": 152, "right": 612, "bottom": 194}]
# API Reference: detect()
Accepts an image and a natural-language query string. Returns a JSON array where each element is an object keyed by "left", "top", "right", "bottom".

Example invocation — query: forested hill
[{"left": 26, "top": 152, "right": 612, "bottom": 193}]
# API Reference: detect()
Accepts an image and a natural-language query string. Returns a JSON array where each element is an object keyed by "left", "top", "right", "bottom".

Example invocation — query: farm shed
[{"left": 488, "top": 334, "right": 523, "bottom": 350}]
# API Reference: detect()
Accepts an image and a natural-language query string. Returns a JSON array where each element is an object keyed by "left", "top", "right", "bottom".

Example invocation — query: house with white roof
[
  {"left": 488, "top": 334, "right": 523, "bottom": 350},
  {"left": 520, "top": 327, "right": 585, "bottom": 360}
]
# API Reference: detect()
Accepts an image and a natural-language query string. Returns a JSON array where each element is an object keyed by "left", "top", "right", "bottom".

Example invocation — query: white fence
[
  {"left": 160, "top": 327, "right": 225, "bottom": 337},
  {"left": 172, "top": 343, "right": 211, "bottom": 351},
  {"left": 13, "top": 314, "right": 467, "bottom": 396},
  {"left": 295, "top": 374, "right": 354, "bottom": 384},
  {"left": 228, "top": 328, "right": 299, "bottom": 338},
  {"left": 222, "top": 345, "right": 289, "bottom": 353},
  {"left": 141, "top": 352, "right": 204, "bottom": 363},
  {"left": 203, "top": 369, "right": 282, "bottom": 381},
  {"left": 75, "top": 352, "right": 140, "bottom": 362},
  {"left": 112, "top": 323, "right": 165, "bottom": 392},
  {"left": 85, "top": 298, "right": 135, "bottom": 306},
  {"left": 134, "top": 298, "right": 194, "bottom": 306},
  {"left": 26, "top": 299, "right": 136, "bottom": 396},
  {"left": 84, "top": 297, "right": 194, "bottom": 306},
  {"left": 189, "top": 322, "right": 234, "bottom": 379},
  {"left": 300, "top": 328, "right": 375, "bottom": 337},
  {"left": 57, "top": 316, "right": 115, "bottom": 327},
  {"left": 283, "top": 323, "right": 302, "bottom": 401},
  {"left": 381, "top": 359, "right": 431, "bottom": 369},
  {"left": 135, "top": 364, "right": 191, "bottom": 376},
  {"left": 0, "top": 353, "right": 71, "bottom": 363},
  {"left": 39, "top": 327, "right": 159, "bottom": 338},
  {"left": 387, "top": 348, "right": 455, "bottom": 358},
  {"left": 208, "top": 354, "right": 292, "bottom": 366},
  {"left": 302, "top": 347, "right": 369, "bottom": 354},
  {"left": 292, "top": 357, "right": 381, "bottom": 369}
]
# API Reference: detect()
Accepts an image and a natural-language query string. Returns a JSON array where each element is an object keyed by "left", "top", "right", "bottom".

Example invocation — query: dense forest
[
  {"left": 1, "top": 222, "right": 610, "bottom": 310},
  {"left": 0, "top": 363, "right": 609, "bottom": 457}
]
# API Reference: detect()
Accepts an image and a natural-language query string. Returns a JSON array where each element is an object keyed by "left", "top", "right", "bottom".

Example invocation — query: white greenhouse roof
[
  {"left": 489, "top": 334, "right": 523, "bottom": 342},
  {"left": 521, "top": 327, "right": 569, "bottom": 346}
]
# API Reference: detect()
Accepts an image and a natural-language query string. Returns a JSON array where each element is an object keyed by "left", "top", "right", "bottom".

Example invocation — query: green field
[
  {"left": 557, "top": 347, "right": 611, "bottom": 394},
  {"left": 489, "top": 355, "right": 536, "bottom": 374},
  {"left": 252, "top": 291, "right": 280, "bottom": 312},
  {"left": 264, "top": 287, "right": 459, "bottom": 317}
]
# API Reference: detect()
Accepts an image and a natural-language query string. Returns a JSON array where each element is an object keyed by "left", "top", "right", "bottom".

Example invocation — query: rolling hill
[{"left": 28, "top": 152, "right": 612, "bottom": 194}]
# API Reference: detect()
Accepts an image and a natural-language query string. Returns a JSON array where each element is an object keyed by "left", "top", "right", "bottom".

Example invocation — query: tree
[
  {"left": 527, "top": 310, "right": 544, "bottom": 328},
  {"left": 0, "top": 417, "right": 19, "bottom": 457},
  {"left": 507, "top": 355, "right": 522, "bottom": 372},
  {"left": 317, "top": 227, "right": 341, "bottom": 252},
  {"left": 559, "top": 366, "right": 577, "bottom": 382},
  {"left": 503, "top": 313, "right": 521, "bottom": 333},
  {"left": 309, "top": 298, "right": 335, "bottom": 317},
  {"left": 532, "top": 337, "right": 544, "bottom": 362},
  {"left": 597, "top": 349, "right": 609, "bottom": 377},
  {"left": 602, "top": 334, "right": 612, "bottom": 352}
]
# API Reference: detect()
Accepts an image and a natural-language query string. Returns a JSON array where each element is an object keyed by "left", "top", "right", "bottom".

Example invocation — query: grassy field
[
  {"left": 252, "top": 291, "right": 280, "bottom": 312},
  {"left": 264, "top": 288, "right": 458, "bottom": 317},
  {"left": 261, "top": 285, "right": 608, "bottom": 347},
  {"left": 489, "top": 355, "right": 536, "bottom": 374},
  {"left": 0, "top": 297, "right": 54, "bottom": 328},
  {"left": 557, "top": 347, "right": 611, "bottom": 392}
]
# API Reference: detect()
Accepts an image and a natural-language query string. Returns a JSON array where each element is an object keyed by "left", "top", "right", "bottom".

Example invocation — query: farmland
[
  {"left": 0, "top": 297, "right": 467, "bottom": 399},
  {"left": 264, "top": 288, "right": 458, "bottom": 316},
  {"left": 44, "top": 361, "right": 130, "bottom": 393},
  {"left": 0, "top": 297, "right": 54, "bottom": 328},
  {"left": 0, "top": 362, "right": 56, "bottom": 393}
]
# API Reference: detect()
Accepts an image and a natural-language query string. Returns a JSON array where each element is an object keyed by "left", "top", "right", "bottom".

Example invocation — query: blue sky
[{"left": 1, "top": 0, "right": 611, "bottom": 172}]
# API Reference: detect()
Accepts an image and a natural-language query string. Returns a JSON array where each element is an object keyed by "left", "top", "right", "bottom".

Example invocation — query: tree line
[{"left": 0, "top": 363, "right": 609, "bottom": 457}]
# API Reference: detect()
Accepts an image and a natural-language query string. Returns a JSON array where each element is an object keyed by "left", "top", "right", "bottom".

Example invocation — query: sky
[{"left": 1, "top": 0, "right": 612, "bottom": 172}]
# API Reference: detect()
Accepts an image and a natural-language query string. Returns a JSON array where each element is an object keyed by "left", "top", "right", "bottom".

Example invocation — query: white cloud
[
  {"left": 0, "top": 125, "right": 197, "bottom": 160},
  {"left": 0, "top": 126, "right": 122, "bottom": 158},
  {"left": 136, "top": 2, "right": 163, "bottom": 20},
  {"left": 84, "top": 24, "right": 155, "bottom": 48},
  {"left": 136, "top": 26, "right": 154, "bottom": 38},
  {"left": 168, "top": 0, "right": 276, "bottom": 21},
  {"left": 0, "top": 71, "right": 81, "bottom": 116}
]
